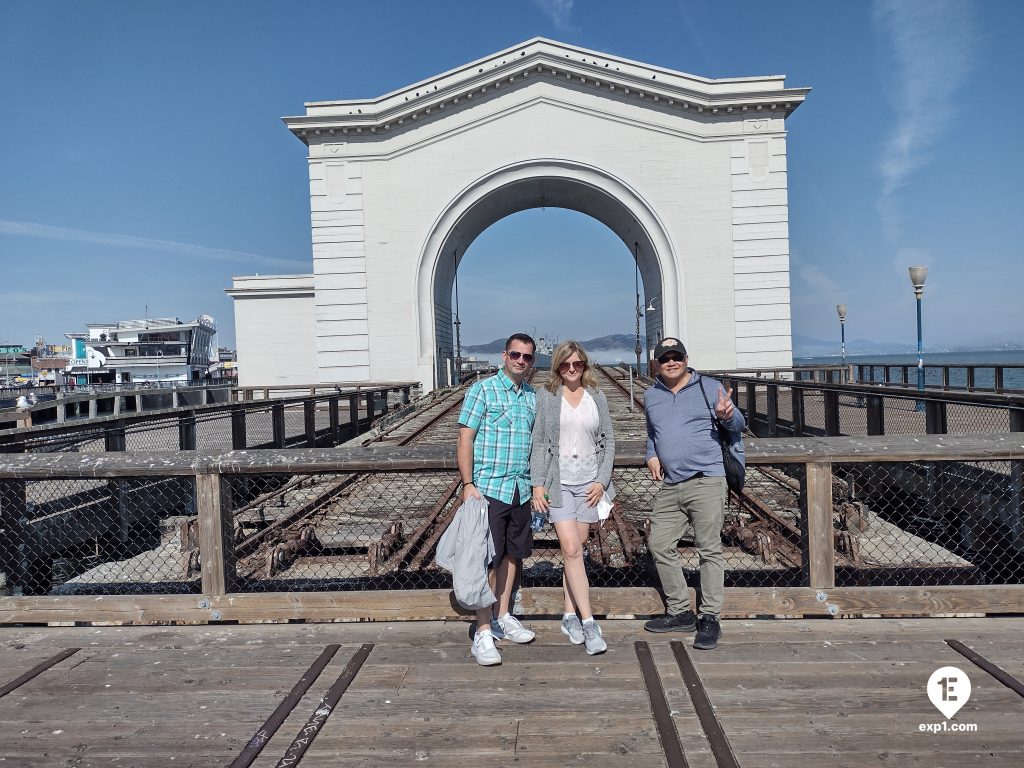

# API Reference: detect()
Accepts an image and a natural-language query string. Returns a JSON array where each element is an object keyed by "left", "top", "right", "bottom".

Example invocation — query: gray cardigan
[{"left": 530, "top": 386, "right": 616, "bottom": 506}]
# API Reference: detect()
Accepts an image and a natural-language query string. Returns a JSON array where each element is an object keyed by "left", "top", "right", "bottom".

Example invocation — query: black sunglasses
[
  {"left": 506, "top": 350, "right": 535, "bottom": 364},
  {"left": 658, "top": 354, "right": 685, "bottom": 364}
]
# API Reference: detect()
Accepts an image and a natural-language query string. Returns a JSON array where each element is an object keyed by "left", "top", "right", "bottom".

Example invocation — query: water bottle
[
  {"left": 530, "top": 492, "right": 549, "bottom": 532},
  {"left": 530, "top": 508, "right": 547, "bottom": 532}
]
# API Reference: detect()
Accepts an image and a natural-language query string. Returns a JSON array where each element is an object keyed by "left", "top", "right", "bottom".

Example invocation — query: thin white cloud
[
  {"left": 532, "top": 0, "right": 576, "bottom": 33},
  {"left": 872, "top": 0, "right": 978, "bottom": 238},
  {"left": 792, "top": 254, "right": 841, "bottom": 308},
  {"left": 0, "top": 219, "right": 307, "bottom": 270}
]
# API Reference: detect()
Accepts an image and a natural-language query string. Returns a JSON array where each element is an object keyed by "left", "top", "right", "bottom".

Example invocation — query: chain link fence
[{"left": 6, "top": 455, "right": 1018, "bottom": 599}]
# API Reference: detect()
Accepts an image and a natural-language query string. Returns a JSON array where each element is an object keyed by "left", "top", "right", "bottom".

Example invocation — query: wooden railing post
[
  {"left": 824, "top": 391, "right": 840, "bottom": 436},
  {"left": 966, "top": 367, "right": 976, "bottom": 390},
  {"left": 766, "top": 384, "right": 779, "bottom": 437},
  {"left": 348, "top": 395, "right": 360, "bottom": 439},
  {"left": 745, "top": 382, "right": 758, "bottom": 435},
  {"left": 329, "top": 396, "right": 340, "bottom": 445},
  {"left": 104, "top": 421, "right": 126, "bottom": 452},
  {"left": 178, "top": 413, "right": 196, "bottom": 451},
  {"left": 364, "top": 391, "right": 374, "bottom": 422},
  {"left": 995, "top": 367, "right": 1004, "bottom": 393},
  {"left": 866, "top": 395, "right": 885, "bottom": 436},
  {"left": 790, "top": 387, "right": 804, "bottom": 436},
  {"left": 402, "top": 386, "right": 411, "bottom": 405},
  {"left": 196, "top": 471, "right": 235, "bottom": 597},
  {"left": 942, "top": 366, "right": 950, "bottom": 390},
  {"left": 304, "top": 400, "right": 317, "bottom": 447},
  {"left": 925, "top": 401, "right": 948, "bottom": 435},
  {"left": 801, "top": 461, "right": 835, "bottom": 589},
  {"left": 272, "top": 402, "right": 286, "bottom": 448},
  {"left": 231, "top": 405, "right": 247, "bottom": 450}
]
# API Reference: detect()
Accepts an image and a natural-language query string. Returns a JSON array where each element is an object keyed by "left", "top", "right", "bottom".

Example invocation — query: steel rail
[
  {"left": 670, "top": 641, "right": 741, "bottom": 768},
  {"left": 229, "top": 644, "right": 341, "bottom": 768},
  {"left": 945, "top": 639, "right": 1024, "bottom": 699},
  {"left": 274, "top": 643, "right": 374, "bottom": 767},
  {"left": 635, "top": 641, "right": 690, "bottom": 768},
  {"left": 596, "top": 364, "right": 646, "bottom": 409},
  {"left": 0, "top": 648, "right": 80, "bottom": 699}
]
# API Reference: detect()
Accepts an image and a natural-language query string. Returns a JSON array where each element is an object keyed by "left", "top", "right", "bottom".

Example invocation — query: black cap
[{"left": 653, "top": 337, "right": 687, "bottom": 361}]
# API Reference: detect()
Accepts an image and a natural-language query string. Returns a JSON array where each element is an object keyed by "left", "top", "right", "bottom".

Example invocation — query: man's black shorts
[{"left": 484, "top": 488, "right": 532, "bottom": 568}]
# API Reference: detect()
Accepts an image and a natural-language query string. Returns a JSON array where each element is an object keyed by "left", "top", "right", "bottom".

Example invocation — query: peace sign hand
[{"left": 715, "top": 386, "right": 735, "bottom": 421}]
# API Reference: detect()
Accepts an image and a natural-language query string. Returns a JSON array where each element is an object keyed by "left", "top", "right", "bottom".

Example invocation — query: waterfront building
[
  {"left": 230, "top": 38, "right": 806, "bottom": 389},
  {"left": 64, "top": 316, "right": 217, "bottom": 385}
]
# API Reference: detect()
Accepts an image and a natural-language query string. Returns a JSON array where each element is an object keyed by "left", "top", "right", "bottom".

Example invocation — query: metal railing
[
  {"left": 0, "top": 385, "right": 414, "bottom": 454},
  {"left": 855, "top": 363, "right": 1024, "bottom": 393},
  {"left": 720, "top": 376, "right": 1024, "bottom": 439}
]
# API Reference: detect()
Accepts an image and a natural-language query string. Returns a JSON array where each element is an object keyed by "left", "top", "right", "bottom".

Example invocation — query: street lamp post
[
  {"left": 645, "top": 296, "right": 659, "bottom": 371},
  {"left": 633, "top": 242, "right": 642, "bottom": 374},
  {"left": 452, "top": 255, "right": 463, "bottom": 382},
  {"left": 908, "top": 266, "right": 928, "bottom": 411},
  {"left": 836, "top": 304, "right": 847, "bottom": 365},
  {"left": 836, "top": 304, "right": 848, "bottom": 384}
]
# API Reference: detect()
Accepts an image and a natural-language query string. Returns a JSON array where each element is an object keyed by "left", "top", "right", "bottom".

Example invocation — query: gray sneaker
[
  {"left": 560, "top": 614, "right": 584, "bottom": 645},
  {"left": 582, "top": 621, "right": 607, "bottom": 655},
  {"left": 495, "top": 614, "right": 535, "bottom": 643}
]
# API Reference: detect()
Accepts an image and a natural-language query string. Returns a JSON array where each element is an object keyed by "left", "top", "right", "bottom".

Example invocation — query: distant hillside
[{"left": 463, "top": 333, "right": 636, "bottom": 354}]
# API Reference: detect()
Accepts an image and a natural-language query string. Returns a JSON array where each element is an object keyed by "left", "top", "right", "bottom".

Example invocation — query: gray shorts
[{"left": 548, "top": 482, "right": 599, "bottom": 524}]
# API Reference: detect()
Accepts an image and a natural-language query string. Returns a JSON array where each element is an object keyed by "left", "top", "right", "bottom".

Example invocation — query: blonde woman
[{"left": 530, "top": 341, "right": 615, "bottom": 654}]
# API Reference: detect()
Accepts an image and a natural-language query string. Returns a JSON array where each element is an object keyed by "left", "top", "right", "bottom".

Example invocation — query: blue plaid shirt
[{"left": 458, "top": 369, "right": 536, "bottom": 504}]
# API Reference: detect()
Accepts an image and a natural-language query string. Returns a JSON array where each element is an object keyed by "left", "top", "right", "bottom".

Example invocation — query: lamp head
[
  {"left": 646, "top": 296, "right": 659, "bottom": 312},
  {"left": 836, "top": 304, "right": 847, "bottom": 321},
  {"left": 908, "top": 266, "right": 928, "bottom": 296}
]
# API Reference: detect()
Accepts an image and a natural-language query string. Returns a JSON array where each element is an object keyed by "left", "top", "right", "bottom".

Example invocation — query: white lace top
[{"left": 558, "top": 389, "right": 600, "bottom": 485}]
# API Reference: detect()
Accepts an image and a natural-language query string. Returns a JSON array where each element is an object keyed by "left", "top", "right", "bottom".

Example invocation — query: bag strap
[{"left": 696, "top": 373, "right": 725, "bottom": 436}]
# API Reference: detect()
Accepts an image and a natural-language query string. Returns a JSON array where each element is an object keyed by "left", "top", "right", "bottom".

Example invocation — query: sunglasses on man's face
[
  {"left": 506, "top": 350, "right": 535, "bottom": 364},
  {"left": 558, "top": 360, "right": 586, "bottom": 373},
  {"left": 658, "top": 354, "right": 685, "bottom": 364}
]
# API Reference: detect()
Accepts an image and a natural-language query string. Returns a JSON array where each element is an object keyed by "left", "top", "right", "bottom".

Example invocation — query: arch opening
[{"left": 416, "top": 161, "right": 682, "bottom": 388}]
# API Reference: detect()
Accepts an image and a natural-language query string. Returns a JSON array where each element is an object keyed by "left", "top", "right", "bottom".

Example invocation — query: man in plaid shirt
[{"left": 458, "top": 332, "right": 538, "bottom": 666}]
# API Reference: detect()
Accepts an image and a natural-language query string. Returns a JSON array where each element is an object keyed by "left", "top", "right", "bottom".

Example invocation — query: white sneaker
[
  {"left": 582, "top": 621, "right": 607, "bottom": 655},
  {"left": 471, "top": 631, "right": 501, "bottom": 666},
  {"left": 561, "top": 614, "right": 584, "bottom": 645},
  {"left": 495, "top": 614, "right": 535, "bottom": 644}
]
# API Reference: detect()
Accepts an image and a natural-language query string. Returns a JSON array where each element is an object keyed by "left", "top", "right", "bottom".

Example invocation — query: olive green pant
[{"left": 648, "top": 476, "right": 727, "bottom": 617}]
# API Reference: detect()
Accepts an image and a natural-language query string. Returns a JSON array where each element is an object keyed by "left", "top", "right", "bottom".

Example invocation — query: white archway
[
  {"left": 415, "top": 159, "right": 680, "bottom": 386},
  {"left": 227, "top": 39, "right": 809, "bottom": 389}
]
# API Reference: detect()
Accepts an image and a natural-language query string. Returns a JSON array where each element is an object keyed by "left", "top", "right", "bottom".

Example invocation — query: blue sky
[{"left": 1, "top": 1, "right": 1022, "bottom": 354}]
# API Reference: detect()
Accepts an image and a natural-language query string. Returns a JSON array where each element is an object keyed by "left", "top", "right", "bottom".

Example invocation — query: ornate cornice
[{"left": 282, "top": 38, "right": 809, "bottom": 144}]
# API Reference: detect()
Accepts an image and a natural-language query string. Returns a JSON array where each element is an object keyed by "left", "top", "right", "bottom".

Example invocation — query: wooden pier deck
[{"left": 1, "top": 617, "right": 1022, "bottom": 767}]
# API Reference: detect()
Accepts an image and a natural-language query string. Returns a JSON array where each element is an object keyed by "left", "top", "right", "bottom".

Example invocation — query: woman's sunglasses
[
  {"left": 506, "top": 350, "right": 535, "bottom": 364},
  {"left": 558, "top": 360, "right": 586, "bottom": 373}
]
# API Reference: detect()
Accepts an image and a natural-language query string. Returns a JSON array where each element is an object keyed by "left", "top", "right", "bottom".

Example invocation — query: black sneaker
[
  {"left": 643, "top": 610, "right": 697, "bottom": 633},
  {"left": 693, "top": 614, "right": 721, "bottom": 650}
]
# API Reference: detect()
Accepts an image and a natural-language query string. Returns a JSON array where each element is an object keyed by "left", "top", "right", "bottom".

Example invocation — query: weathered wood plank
[
  {"left": 197, "top": 473, "right": 234, "bottom": 595},
  {"left": 3, "top": 585, "right": 1023, "bottom": 625},
  {"left": 2, "top": 433, "right": 1023, "bottom": 479},
  {"left": 802, "top": 461, "right": 835, "bottom": 589}
]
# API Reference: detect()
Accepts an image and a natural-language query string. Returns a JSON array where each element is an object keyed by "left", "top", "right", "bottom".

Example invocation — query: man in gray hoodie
[{"left": 642, "top": 337, "right": 744, "bottom": 649}]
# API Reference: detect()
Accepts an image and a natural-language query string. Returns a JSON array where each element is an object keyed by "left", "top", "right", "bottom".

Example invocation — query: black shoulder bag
[{"left": 698, "top": 377, "right": 746, "bottom": 493}]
